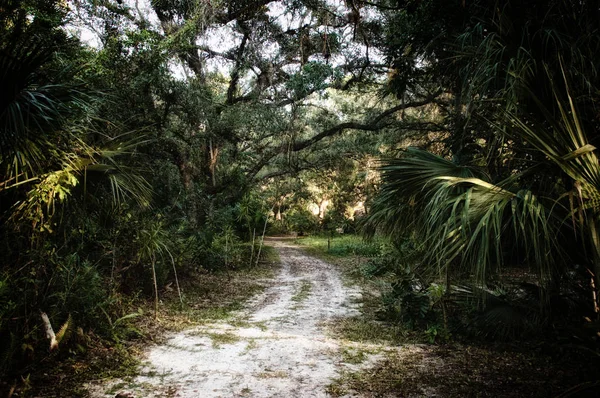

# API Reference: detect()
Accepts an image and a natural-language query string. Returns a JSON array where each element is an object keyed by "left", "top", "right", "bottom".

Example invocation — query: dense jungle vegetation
[{"left": 1, "top": 0, "right": 600, "bottom": 395}]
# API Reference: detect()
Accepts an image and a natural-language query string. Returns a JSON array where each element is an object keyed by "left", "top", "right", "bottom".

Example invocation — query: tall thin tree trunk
[
  {"left": 111, "top": 236, "right": 117, "bottom": 287},
  {"left": 225, "top": 231, "right": 232, "bottom": 280},
  {"left": 208, "top": 138, "right": 219, "bottom": 188},
  {"left": 167, "top": 250, "right": 183, "bottom": 308},
  {"left": 151, "top": 254, "right": 159, "bottom": 318},
  {"left": 250, "top": 227, "right": 256, "bottom": 266},
  {"left": 225, "top": 232, "right": 229, "bottom": 267},
  {"left": 255, "top": 208, "right": 272, "bottom": 267},
  {"left": 443, "top": 265, "right": 450, "bottom": 330}
]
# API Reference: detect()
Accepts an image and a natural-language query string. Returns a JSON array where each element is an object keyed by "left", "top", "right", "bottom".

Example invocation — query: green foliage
[
  {"left": 383, "top": 277, "right": 431, "bottom": 328},
  {"left": 210, "top": 227, "right": 245, "bottom": 269},
  {"left": 101, "top": 310, "right": 144, "bottom": 342},
  {"left": 297, "top": 234, "right": 382, "bottom": 257},
  {"left": 360, "top": 241, "right": 438, "bottom": 331},
  {"left": 50, "top": 256, "right": 106, "bottom": 325},
  {"left": 286, "top": 62, "right": 337, "bottom": 98},
  {"left": 365, "top": 73, "right": 600, "bottom": 336},
  {"left": 424, "top": 324, "right": 451, "bottom": 344},
  {"left": 285, "top": 208, "right": 320, "bottom": 235},
  {"left": 366, "top": 148, "right": 559, "bottom": 287},
  {"left": 237, "top": 193, "right": 268, "bottom": 237}
]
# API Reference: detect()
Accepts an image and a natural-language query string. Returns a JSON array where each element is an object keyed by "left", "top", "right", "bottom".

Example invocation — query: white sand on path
[{"left": 88, "top": 237, "right": 411, "bottom": 398}]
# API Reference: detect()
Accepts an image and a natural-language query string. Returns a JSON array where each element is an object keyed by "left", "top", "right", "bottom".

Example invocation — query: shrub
[{"left": 285, "top": 208, "right": 320, "bottom": 235}]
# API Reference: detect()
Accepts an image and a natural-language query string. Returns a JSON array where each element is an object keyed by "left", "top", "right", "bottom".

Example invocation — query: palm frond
[
  {"left": 54, "top": 314, "right": 72, "bottom": 346},
  {"left": 365, "top": 148, "right": 560, "bottom": 288},
  {"left": 8, "top": 135, "right": 152, "bottom": 231},
  {"left": 507, "top": 65, "right": 600, "bottom": 287},
  {"left": 363, "top": 148, "right": 484, "bottom": 238}
]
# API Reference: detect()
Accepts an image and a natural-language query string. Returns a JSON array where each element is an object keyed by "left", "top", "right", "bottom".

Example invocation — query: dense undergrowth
[
  {"left": 297, "top": 234, "right": 600, "bottom": 397},
  {"left": 1, "top": 247, "right": 279, "bottom": 397}
]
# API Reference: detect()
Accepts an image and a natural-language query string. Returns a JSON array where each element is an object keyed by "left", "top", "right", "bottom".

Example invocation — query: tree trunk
[
  {"left": 151, "top": 254, "right": 159, "bottom": 318},
  {"left": 167, "top": 250, "right": 183, "bottom": 308},
  {"left": 250, "top": 227, "right": 256, "bottom": 266},
  {"left": 255, "top": 208, "right": 271, "bottom": 267}
]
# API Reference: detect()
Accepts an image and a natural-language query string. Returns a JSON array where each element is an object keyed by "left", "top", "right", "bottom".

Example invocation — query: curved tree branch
[
  {"left": 246, "top": 91, "right": 442, "bottom": 181},
  {"left": 291, "top": 92, "right": 442, "bottom": 151}
]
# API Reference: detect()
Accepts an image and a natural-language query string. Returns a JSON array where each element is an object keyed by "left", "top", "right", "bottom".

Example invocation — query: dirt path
[{"left": 90, "top": 238, "right": 379, "bottom": 398}]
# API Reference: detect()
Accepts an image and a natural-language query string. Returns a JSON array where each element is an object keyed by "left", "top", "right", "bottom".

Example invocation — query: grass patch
[
  {"left": 157, "top": 245, "right": 280, "bottom": 329},
  {"left": 295, "top": 234, "right": 383, "bottom": 257},
  {"left": 328, "top": 344, "right": 600, "bottom": 398},
  {"left": 254, "top": 321, "right": 268, "bottom": 331},
  {"left": 327, "top": 350, "right": 425, "bottom": 397},
  {"left": 256, "top": 370, "right": 289, "bottom": 379},
  {"left": 291, "top": 279, "right": 312, "bottom": 306},
  {"left": 207, "top": 332, "right": 241, "bottom": 348},
  {"left": 327, "top": 316, "right": 412, "bottom": 345},
  {"left": 339, "top": 347, "right": 369, "bottom": 364},
  {"left": 242, "top": 339, "right": 259, "bottom": 353}
]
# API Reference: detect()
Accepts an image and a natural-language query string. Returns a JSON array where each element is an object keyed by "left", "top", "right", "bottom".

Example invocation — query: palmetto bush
[
  {"left": 364, "top": 71, "right": 600, "bottom": 338},
  {"left": 365, "top": 147, "right": 558, "bottom": 289},
  {"left": 0, "top": 0, "right": 159, "bottom": 376},
  {"left": 369, "top": 2, "right": 600, "bottom": 327}
]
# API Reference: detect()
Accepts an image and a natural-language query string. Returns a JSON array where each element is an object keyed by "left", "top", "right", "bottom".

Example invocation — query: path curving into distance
[{"left": 90, "top": 237, "right": 390, "bottom": 398}]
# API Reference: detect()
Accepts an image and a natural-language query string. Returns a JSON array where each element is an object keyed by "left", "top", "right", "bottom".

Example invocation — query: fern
[{"left": 55, "top": 314, "right": 72, "bottom": 347}]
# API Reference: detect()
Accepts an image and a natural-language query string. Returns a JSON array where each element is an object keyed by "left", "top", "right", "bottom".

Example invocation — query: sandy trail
[{"left": 90, "top": 238, "right": 373, "bottom": 398}]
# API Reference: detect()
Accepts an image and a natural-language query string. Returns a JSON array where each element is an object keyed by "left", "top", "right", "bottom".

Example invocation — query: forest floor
[{"left": 84, "top": 237, "right": 600, "bottom": 398}]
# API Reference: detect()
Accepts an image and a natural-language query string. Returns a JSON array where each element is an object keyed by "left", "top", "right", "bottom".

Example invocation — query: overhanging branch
[
  {"left": 291, "top": 92, "right": 442, "bottom": 151},
  {"left": 246, "top": 91, "right": 442, "bottom": 181}
]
